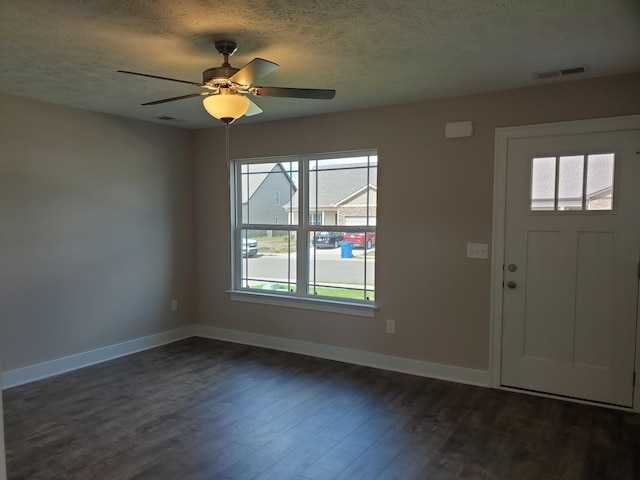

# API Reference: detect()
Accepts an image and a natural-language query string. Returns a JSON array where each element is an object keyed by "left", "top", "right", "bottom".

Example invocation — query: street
[{"left": 242, "top": 247, "right": 375, "bottom": 285}]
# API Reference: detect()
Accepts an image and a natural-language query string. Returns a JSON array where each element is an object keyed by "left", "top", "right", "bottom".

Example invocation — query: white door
[{"left": 501, "top": 129, "right": 640, "bottom": 407}]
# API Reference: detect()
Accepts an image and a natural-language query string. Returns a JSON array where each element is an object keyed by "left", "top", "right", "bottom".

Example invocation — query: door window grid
[{"left": 530, "top": 153, "right": 615, "bottom": 211}]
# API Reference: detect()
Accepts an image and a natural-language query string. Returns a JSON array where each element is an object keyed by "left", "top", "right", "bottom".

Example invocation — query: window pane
[
  {"left": 308, "top": 233, "right": 375, "bottom": 301},
  {"left": 241, "top": 161, "right": 298, "bottom": 225},
  {"left": 531, "top": 157, "right": 556, "bottom": 211},
  {"left": 307, "top": 155, "right": 376, "bottom": 301},
  {"left": 586, "top": 153, "right": 614, "bottom": 211},
  {"left": 309, "top": 156, "right": 377, "bottom": 226},
  {"left": 557, "top": 155, "right": 584, "bottom": 210},
  {"left": 239, "top": 229, "right": 296, "bottom": 292}
]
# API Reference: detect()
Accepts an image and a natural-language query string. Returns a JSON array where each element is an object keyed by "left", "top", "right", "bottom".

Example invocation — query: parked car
[
  {"left": 342, "top": 232, "right": 376, "bottom": 249},
  {"left": 313, "top": 231, "right": 343, "bottom": 248},
  {"left": 242, "top": 238, "right": 258, "bottom": 257}
]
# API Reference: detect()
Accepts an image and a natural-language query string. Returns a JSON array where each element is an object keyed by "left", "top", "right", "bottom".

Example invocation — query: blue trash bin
[{"left": 340, "top": 241, "right": 353, "bottom": 258}]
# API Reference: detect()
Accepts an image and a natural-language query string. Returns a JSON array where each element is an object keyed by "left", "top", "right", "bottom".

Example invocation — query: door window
[{"left": 530, "top": 153, "right": 615, "bottom": 211}]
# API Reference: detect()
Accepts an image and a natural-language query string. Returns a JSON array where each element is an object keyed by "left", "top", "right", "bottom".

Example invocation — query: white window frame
[{"left": 229, "top": 149, "right": 377, "bottom": 317}]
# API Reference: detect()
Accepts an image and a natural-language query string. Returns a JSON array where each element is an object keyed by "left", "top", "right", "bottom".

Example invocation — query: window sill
[{"left": 228, "top": 290, "right": 377, "bottom": 318}]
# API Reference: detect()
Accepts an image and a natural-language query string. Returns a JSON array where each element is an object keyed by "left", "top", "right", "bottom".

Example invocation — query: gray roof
[
  {"left": 288, "top": 163, "right": 377, "bottom": 209},
  {"left": 241, "top": 163, "right": 296, "bottom": 204}
]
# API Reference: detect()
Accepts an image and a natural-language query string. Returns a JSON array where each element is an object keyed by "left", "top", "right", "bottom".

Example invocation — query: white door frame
[{"left": 490, "top": 114, "right": 640, "bottom": 412}]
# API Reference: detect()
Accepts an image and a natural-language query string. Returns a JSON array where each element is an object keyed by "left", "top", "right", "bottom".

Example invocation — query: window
[
  {"left": 309, "top": 213, "right": 322, "bottom": 225},
  {"left": 231, "top": 150, "right": 377, "bottom": 310},
  {"left": 273, "top": 191, "right": 281, "bottom": 206},
  {"left": 530, "top": 153, "right": 615, "bottom": 211}
]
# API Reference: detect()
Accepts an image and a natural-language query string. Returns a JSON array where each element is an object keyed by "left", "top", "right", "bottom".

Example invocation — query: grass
[
  {"left": 252, "top": 235, "right": 296, "bottom": 254},
  {"left": 310, "top": 287, "right": 375, "bottom": 301}
]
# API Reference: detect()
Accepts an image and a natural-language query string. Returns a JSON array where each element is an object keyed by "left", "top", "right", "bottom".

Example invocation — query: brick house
[{"left": 284, "top": 163, "right": 377, "bottom": 227}]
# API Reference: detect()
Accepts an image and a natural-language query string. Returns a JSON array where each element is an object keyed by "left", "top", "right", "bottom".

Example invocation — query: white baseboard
[
  {"left": 2, "top": 324, "right": 489, "bottom": 390},
  {"left": 1, "top": 326, "right": 195, "bottom": 389},
  {"left": 193, "top": 324, "right": 490, "bottom": 387}
]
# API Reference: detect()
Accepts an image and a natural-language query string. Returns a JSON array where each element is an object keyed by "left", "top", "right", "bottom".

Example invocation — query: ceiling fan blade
[
  {"left": 252, "top": 86, "right": 336, "bottom": 100},
  {"left": 118, "top": 70, "right": 205, "bottom": 87},
  {"left": 141, "top": 92, "right": 208, "bottom": 106},
  {"left": 229, "top": 58, "right": 279, "bottom": 86},
  {"left": 245, "top": 98, "right": 263, "bottom": 117}
]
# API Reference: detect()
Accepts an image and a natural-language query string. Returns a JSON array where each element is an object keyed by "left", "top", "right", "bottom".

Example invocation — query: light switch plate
[
  {"left": 386, "top": 319, "right": 395, "bottom": 334},
  {"left": 467, "top": 243, "right": 489, "bottom": 259}
]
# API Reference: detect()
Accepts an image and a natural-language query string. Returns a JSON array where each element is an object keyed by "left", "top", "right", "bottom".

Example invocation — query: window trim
[
  {"left": 230, "top": 149, "right": 377, "bottom": 311},
  {"left": 228, "top": 289, "right": 376, "bottom": 317}
]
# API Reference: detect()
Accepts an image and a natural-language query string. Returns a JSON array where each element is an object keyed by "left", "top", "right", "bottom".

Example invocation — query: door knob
[{"left": 507, "top": 281, "right": 517, "bottom": 289}]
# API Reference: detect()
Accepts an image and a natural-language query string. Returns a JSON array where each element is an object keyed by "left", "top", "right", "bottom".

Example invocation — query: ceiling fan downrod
[{"left": 215, "top": 40, "right": 237, "bottom": 68}]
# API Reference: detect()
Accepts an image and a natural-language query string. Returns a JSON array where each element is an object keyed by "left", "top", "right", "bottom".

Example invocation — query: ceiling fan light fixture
[
  {"left": 120, "top": 40, "right": 335, "bottom": 124},
  {"left": 202, "top": 90, "right": 249, "bottom": 124}
]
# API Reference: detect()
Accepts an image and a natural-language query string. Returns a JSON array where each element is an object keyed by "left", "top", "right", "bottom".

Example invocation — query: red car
[{"left": 342, "top": 232, "right": 375, "bottom": 249}]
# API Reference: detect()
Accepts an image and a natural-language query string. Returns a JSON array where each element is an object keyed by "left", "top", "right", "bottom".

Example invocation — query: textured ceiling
[{"left": 1, "top": 0, "right": 639, "bottom": 129}]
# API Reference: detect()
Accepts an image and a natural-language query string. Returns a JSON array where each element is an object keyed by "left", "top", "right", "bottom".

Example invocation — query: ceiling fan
[{"left": 118, "top": 40, "right": 336, "bottom": 124}]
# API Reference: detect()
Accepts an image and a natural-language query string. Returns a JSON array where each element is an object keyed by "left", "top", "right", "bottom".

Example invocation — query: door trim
[{"left": 490, "top": 114, "right": 640, "bottom": 412}]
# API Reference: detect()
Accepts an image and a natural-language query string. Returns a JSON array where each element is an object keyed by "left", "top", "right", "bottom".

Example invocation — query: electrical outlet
[
  {"left": 386, "top": 319, "right": 395, "bottom": 334},
  {"left": 466, "top": 243, "right": 489, "bottom": 259},
  {"left": 171, "top": 300, "right": 178, "bottom": 312}
]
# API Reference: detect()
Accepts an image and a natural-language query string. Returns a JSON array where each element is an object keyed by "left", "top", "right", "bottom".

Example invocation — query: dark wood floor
[{"left": 3, "top": 338, "right": 640, "bottom": 480}]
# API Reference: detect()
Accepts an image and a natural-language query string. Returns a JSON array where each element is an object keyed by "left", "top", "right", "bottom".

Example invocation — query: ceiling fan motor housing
[{"left": 202, "top": 66, "right": 240, "bottom": 86}]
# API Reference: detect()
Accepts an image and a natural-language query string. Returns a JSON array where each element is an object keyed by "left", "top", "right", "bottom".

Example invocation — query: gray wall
[
  {"left": 0, "top": 94, "right": 195, "bottom": 371},
  {"left": 1, "top": 73, "right": 638, "bottom": 374},
  {"left": 193, "top": 73, "right": 640, "bottom": 372}
]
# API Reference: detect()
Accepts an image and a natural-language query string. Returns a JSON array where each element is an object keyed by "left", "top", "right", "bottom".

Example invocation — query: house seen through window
[{"left": 232, "top": 150, "right": 377, "bottom": 303}]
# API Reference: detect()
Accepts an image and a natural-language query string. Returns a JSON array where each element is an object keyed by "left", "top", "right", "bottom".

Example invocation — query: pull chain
[{"left": 225, "top": 122, "right": 230, "bottom": 188}]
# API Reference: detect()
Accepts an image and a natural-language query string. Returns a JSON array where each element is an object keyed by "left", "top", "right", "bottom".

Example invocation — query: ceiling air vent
[
  {"left": 155, "top": 116, "right": 188, "bottom": 123},
  {"left": 560, "top": 66, "right": 587, "bottom": 75},
  {"left": 534, "top": 65, "right": 589, "bottom": 80}
]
